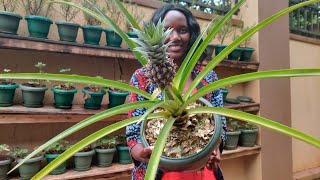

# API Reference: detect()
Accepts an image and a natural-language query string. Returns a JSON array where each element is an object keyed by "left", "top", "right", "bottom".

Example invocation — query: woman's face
[{"left": 163, "top": 10, "right": 191, "bottom": 63}]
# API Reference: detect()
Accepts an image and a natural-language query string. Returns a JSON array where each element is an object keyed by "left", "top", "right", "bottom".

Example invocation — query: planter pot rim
[
  {"left": 52, "top": 87, "right": 77, "bottom": 94},
  {"left": 0, "top": 157, "right": 11, "bottom": 166},
  {"left": 95, "top": 148, "right": 116, "bottom": 153},
  {"left": 241, "top": 129, "right": 258, "bottom": 133},
  {"left": 74, "top": 149, "right": 95, "bottom": 157},
  {"left": 240, "top": 47, "right": 255, "bottom": 51},
  {"left": 17, "top": 155, "right": 43, "bottom": 163},
  {"left": 25, "top": 15, "right": 53, "bottom": 23},
  {"left": 116, "top": 145, "right": 129, "bottom": 150},
  {"left": 20, "top": 84, "right": 48, "bottom": 91},
  {"left": 0, "top": 10, "right": 22, "bottom": 18},
  {"left": 82, "top": 87, "right": 106, "bottom": 95},
  {"left": 108, "top": 89, "right": 129, "bottom": 96},
  {"left": 55, "top": 21, "right": 80, "bottom": 27},
  {"left": 213, "top": 44, "right": 227, "bottom": 47},
  {"left": 0, "top": 83, "right": 18, "bottom": 89},
  {"left": 45, "top": 153, "right": 61, "bottom": 159},
  {"left": 141, "top": 97, "right": 222, "bottom": 165},
  {"left": 82, "top": 25, "right": 103, "bottom": 30},
  {"left": 226, "top": 131, "right": 241, "bottom": 135}
]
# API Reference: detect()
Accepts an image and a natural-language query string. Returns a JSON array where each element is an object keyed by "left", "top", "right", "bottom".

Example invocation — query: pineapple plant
[{"left": 1, "top": 0, "right": 320, "bottom": 179}]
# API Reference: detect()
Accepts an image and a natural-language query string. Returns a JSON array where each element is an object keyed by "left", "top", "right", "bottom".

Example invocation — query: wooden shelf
[
  {"left": 0, "top": 34, "right": 259, "bottom": 71},
  {"left": 221, "top": 146, "right": 261, "bottom": 160},
  {"left": 225, "top": 102, "right": 260, "bottom": 112}
]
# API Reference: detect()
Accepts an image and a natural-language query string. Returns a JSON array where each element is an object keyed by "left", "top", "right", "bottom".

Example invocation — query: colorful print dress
[{"left": 126, "top": 62, "right": 227, "bottom": 180}]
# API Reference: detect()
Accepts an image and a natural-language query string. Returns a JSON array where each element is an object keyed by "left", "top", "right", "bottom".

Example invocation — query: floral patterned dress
[{"left": 126, "top": 62, "right": 227, "bottom": 180}]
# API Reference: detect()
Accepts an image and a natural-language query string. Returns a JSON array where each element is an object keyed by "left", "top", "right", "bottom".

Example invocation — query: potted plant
[
  {"left": 0, "top": 69, "right": 18, "bottom": 107},
  {"left": 104, "top": 2, "right": 123, "bottom": 48},
  {"left": 73, "top": 145, "right": 95, "bottom": 171},
  {"left": 82, "top": 77, "right": 106, "bottom": 110},
  {"left": 44, "top": 140, "right": 69, "bottom": 175},
  {"left": 20, "top": 62, "right": 48, "bottom": 108},
  {"left": 238, "top": 122, "right": 259, "bottom": 147},
  {"left": 94, "top": 136, "right": 116, "bottom": 167},
  {"left": 10, "top": 147, "right": 43, "bottom": 180},
  {"left": 21, "top": 0, "right": 53, "bottom": 39},
  {"left": 81, "top": 0, "right": 103, "bottom": 45},
  {"left": 52, "top": 68, "right": 77, "bottom": 109},
  {"left": 55, "top": 0, "right": 80, "bottom": 42},
  {"left": 0, "top": 0, "right": 22, "bottom": 34},
  {"left": 214, "top": 19, "right": 232, "bottom": 56},
  {"left": 0, "top": 144, "right": 12, "bottom": 180},
  {"left": 228, "top": 27, "right": 242, "bottom": 60},
  {"left": 224, "top": 118, "right": 241, "bottom": 150},
  {"left": 239, "top": 25, "right": 255, "bottom": 61},
  {"left": 124, "top": 1, "right": 144, "bottom": 39},
  {"left": 116, "top": 135, "right": 132, "bottom": 164}
]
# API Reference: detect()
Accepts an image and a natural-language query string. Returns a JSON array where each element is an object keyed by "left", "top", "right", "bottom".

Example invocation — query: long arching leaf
[
  {"left": 174, "top": 0, "right": 245, "bottom": 93},
  {"left": 0, "top": 73, "right": 151, "bottom": 99},
  {"left": 112, "top": 0, "right": 142, "bottom": 30},
  {"left": 188, "top": 107, "right": 320, "bottom": 148},
  {"left": 145, "top": 117, "right": 175, "bottom": 180},
  {"left": 31, "top": 112, "right": 170, "bottom": 179},
  {"left": 53, "top": 0, "right": 147, "bottom": 65},
  {"left": 9, "top": 101, "right": 156, "bottom": 174},
  {"left": 187, "top": 69, "right": 320, "bottom": 104},
  {"left": 184, "top": 0, "right": 320, "bottom": 100}
]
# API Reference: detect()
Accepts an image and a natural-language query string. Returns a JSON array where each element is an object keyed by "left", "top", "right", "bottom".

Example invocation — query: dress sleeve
[{"left": 126, "top": 69, "right": 148, "bottom": 150}]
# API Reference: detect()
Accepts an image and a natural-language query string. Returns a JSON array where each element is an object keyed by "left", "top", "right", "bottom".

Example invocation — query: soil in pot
[
  {"left": 0, "top": 11, "right": 22, "bottom": 34},
  {"left": 141, "top": 98, "right": 222, "bottom": 171},
  {"left": 0, "top": 82, "right": 18, "bottom": 107},
  {"left": 52, "top": 85, "right": 77, "bottom": 109}
]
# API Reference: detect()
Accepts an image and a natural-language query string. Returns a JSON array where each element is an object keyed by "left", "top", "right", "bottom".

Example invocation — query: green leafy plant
[
  {"left": 95, "top": 136, "right": 116, "bottom": 149},
  {"left": 0, "top": 0, "right": 18, "bottom": 12},
  {"left": 240, "top": 24, "right": 255, "bottom": 48},
  {"left": 45, "top": 140, "right": 69, "bottom": 154},
  {"left": 10, "top": 147, "right": 30, "bottom": 159},
  {"left": 0, "top": 144, "right": 10, "bottom": 156},
  {"left": 1, "top": 0, "right": 320, "bottom": 179},
  {"left": 54, "top": 68, "right": 74, "bottom": 90},
  {"left": 20, "top": 0, "right": 52, "bottom": 16},
  {"left": 226, "top": 118, "right": 240, "bottom": 132},
  {"left": 116, "top": 134, "right": 127, "bottom": 146},
  {"left": 216, "top": 18, "right": 232, "bottom": 45}
]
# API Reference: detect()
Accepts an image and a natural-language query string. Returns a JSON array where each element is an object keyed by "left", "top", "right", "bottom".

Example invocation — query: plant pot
[
  {"left": 220, "top": 88, "right": 228, "bottom": 102},
  {"left": 82, "top": 25, "right": 103, "bottom": 45},
  {"left": 214, "top": 44, "right": 227, "bottom": 56},
  {"left": 0, "top": 156, "right": 11, "bottom": 180},
  {"left": 108, "top": 90, "right": 128, "bottom": 108},
  {"left": 82, "top": 87, "right": 106, "bottom": 109},
  {"left": 116, "top": 145, "right": 132, "bottom": 164},
  {"left": 206, "top": 44, "right": 215, "bottom": 59},
  {"left": 52, "top": 87, "right": 77, "bottom": 109},
  {"left": 240, "top": 47, "right": 255, "bottom": 61},
  {"left": 0, "top": 11, "right": 22, "bottom": 34},
  {"left": 224, "top": 131, "right": 241, "bottom": 150},
  {"left": 239, "top": 129, "right": 258, "bottom": 147},
  {"left": 56, "top": 21, "right": 80, "bottom": 42},
  {"left": 141, "top": 98, "right": 223, "bottom": 171},
  {"left": 17, "top": 156, "right": 43, "bottom": 180},
  {"left": 127, "top": 31, "right": 138, "bottom": 38},
  {"left": 45, "top": 154, "right": 67, "bottom": 175},
  {"left": 20, "top": 84, "right": 48, "bottom": 108},
  {"left": 228, "top": 47, "right": 242, "bottom": 60},
  {"left": 73, "top": 150, "right": 95, "bottom": 171},
  {"left": 105, "top": 29, "right": 122, "bottom": 47},
  {"left": 95, "top": 148, "right": 116, "bottom": 167},
  {"left": 25, "top": 15, "right": 52, "bottom": 39},
  {"left": 0, "top": 83, "right": 18, "bottom": 107}
]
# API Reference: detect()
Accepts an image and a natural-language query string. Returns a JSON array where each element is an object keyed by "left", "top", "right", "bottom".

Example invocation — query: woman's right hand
[{"left": 130, "top": 143, "right": 153, "bottom": 163}]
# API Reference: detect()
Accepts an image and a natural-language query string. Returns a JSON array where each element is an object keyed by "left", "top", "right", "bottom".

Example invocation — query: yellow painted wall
[{"left": 290, "top": 39, "right": 320, "bottom": 172}]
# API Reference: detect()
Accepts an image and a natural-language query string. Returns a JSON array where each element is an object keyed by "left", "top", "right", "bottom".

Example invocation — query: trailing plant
[
  {"left": 20, "top": 0, "right": 52, "bottom": 16},
  {"left": 0, "top": 0, "right": 319, "bottom": 180},
  {"left": 56, "top": 0, "right": 78, "bottom": 22},
  {"left": 0, "top": 0, "right": 18, "bottom": 12}
]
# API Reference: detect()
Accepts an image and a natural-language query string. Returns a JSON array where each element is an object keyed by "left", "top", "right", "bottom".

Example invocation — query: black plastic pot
[{"left": 140, "top": 97, "right": 222, "bottom": 171}]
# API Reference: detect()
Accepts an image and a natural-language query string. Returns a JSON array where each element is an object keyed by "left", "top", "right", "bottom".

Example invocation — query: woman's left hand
[{"left": 206, "top": 149, "right": 221, "bottom": 171}]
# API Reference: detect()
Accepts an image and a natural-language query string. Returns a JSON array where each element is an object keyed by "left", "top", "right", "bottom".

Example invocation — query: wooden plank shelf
[
  {"left": 221, "top": 146, "right": 261, "bottom": 160},
  {"left": 0, "top": 34, "right": 259, "bottom": 71},
  {"left": 12, "top": 147, "right": 259, "bottom": 180},
  {"left": 225, "top": 102, "right": 260, "bottom": 112}
]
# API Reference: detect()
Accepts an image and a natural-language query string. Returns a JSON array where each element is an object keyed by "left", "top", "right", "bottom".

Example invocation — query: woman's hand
[
  {"left": 206, "top": 149, "right": 221, "bottom": 171},
  {"left": 130, "top": 143, "right": 153, "bottom": 163}
]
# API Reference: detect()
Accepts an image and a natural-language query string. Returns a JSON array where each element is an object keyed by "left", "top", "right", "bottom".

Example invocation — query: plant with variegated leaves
[{"left": 1, "top": 0, "right": 320, "bottom": 179}]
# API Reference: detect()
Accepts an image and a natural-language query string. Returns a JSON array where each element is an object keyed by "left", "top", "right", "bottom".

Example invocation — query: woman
[{"left": 126, "top": 4, "right": 226, "bottom": 180}]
